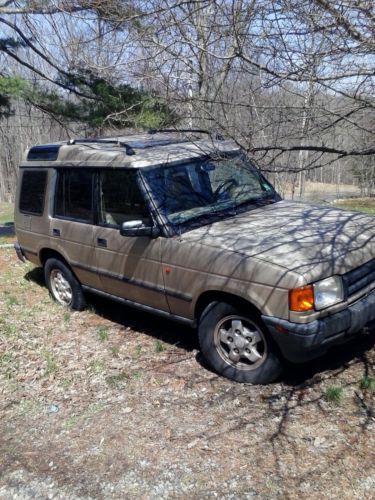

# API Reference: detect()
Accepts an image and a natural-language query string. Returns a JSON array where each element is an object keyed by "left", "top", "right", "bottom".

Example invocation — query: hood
[{"left": 182, "top": 200, "right": 375, "bottom": 282}]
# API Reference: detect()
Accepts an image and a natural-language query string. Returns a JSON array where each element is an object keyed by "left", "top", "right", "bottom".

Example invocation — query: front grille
[{"left": 343, "top": 259, "right": 375, "bottom": 298}]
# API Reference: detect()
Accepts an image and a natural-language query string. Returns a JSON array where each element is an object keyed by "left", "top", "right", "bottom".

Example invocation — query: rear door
[
  {"left": 93, "top": 169, "right": 169, "bottom": 311},
  {"left": 51, "top": 168, "right": 100, "bottom": 289}
]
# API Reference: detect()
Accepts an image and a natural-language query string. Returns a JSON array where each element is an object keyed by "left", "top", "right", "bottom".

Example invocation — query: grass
[
  {"left": 98, "top": 326, "right": 109, "bottom": 342},
  {"left": 359, "top": 376, "right": 375, "bottom": 392},
  {"left": 333, "top": 198, "right": 375, "bottom": 215},
  {"left": 63, "top": 311, "right": 71, "bottom": 322},
  {"left": 324, "top": 385, "right": 344, "bottom": 404},
  {"left": 106, "top": 372, "right": 128, "bottom": 389},
  {"left": 44, "top": 351, "right": 58, "bottom": 377},
  {"left": 63, "top": 415, "right": 78, "bottom": 430},
  {"left": 0, "top": 352, "right": 16, "bottom": 379},
  {"left": 0, "top": 202, "right": 15, "bottom": 244},
  {"left": 154, "top": 339, "right": 166, "bottom": 353},
  {"left": 5, "top": 294, "right": 18, "bottom": 306},
  {"left": 0, "top": 202, "right": 14, "bottom": 225},
  {"left": 134, "top": 345, "right": 142, "bottom": 357},
  {"left": 110, "top": 345, "right": 120, "bottom": 357},
  {"left": 88, "top": 359, "right": 106, "bottom": 374}
]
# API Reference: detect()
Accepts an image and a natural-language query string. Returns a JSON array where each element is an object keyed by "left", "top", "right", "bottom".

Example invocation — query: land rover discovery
[{"left": 14, "top": 131, "right": 375, "bottom": 383}]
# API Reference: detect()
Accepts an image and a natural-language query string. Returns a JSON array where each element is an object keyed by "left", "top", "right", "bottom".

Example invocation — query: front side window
[
  {"left": 55, "top": 169, "right": 93, "bottom": 222},
  {"left": 19, "top": 170, "right": 48, "bottom": 215},
  {"left": 142, "top": 154, "right": 279, "bottom": 228},
  {"left": 99, "top": 169, "right": 150, "bottom": 227}
]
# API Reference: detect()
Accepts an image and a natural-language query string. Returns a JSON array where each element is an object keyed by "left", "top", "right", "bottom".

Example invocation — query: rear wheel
[
  {"left": 44, "top": 258, "right": 86, "bottom": 311},
  {"left": 198, "top": 301, "right": 283, "bottom": 384}
]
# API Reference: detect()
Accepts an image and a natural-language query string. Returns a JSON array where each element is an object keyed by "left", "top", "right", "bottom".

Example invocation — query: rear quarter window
[{"left": 19, "top": 170, "right": 48, "bottom": 215}]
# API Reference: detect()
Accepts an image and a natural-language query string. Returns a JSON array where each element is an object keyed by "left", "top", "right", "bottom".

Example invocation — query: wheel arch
[
  {"left": 39, "top": 248, "right": 83, "bottom": 284},
  {"left": 194, "top": 290, "right": 262, "bottom": 322},
  {"left": 39, "top": 248, "right": 70, "bottom": 267}
]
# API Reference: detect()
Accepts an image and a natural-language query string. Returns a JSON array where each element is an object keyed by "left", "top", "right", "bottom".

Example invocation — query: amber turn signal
[{"left": 289, "top": 285, "right": 314, "bottom": 312}]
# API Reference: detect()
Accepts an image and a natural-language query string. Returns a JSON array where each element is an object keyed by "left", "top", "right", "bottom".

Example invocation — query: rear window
[{"left": 19, "top": 170, "right": 47, "bottom": 215}]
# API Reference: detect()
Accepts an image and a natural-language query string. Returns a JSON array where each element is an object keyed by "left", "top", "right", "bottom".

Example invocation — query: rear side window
[
  {"left": 19, "top": 170, "right": 47, "bottom": 215},
  {"left": 55, "top": 169, "right": 93, "bottom": 222}
]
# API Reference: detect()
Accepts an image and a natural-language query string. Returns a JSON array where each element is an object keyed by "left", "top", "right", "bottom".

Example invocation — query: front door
[{"left": 94, "top": 169, "right": 169, "bottom": 312}]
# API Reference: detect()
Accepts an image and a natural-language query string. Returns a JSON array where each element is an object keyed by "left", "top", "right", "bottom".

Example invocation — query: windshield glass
[{"left": 142, "top": 154, "right": 279, "bottom": 228}]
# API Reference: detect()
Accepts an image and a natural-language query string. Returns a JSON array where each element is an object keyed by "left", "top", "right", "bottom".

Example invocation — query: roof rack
[
  {"left": 148, "top": 128, "right": 224, "bottom": 140},
  {"left": 67, "top": 138, "right": 135, "bottom": 156}
]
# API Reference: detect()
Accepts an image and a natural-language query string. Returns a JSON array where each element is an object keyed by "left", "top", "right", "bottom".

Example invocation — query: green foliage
[
  {"left": 0, "top": 76, "right": 27, "bottom": 117},
  {"left": 0, "top": 36, "right": 28, "bottom": 117},
  {"left": 29, "top": 69, "right": 178, "bottom": 131},
  {"left": 0, "top": 76, "right": 26, "bottom": 96},
  {"left": 0, "top": 31, "right": 177, "bottom": 129},
  {"left": 324, "top": 385, "right": 343, "bottom": 404}
]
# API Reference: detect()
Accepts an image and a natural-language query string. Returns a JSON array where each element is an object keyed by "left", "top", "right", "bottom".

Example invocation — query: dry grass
[
  {"left": 0, "top": 202, "right": 13, "bottom": 225},
  {"left": 304, "top": 181, "right": 360, "bottom": 194},
  {"left": 282, "top": 181, "right": 360, "bottom": 201},
  {"left": 0, "top": 249, "right": 374, "bottom": 498},
  {"left": 333, "top": 198, "right": 375, "bottom": 215},
  {"left": 0, "top": 202, "right": 15, "bottom": 245}
]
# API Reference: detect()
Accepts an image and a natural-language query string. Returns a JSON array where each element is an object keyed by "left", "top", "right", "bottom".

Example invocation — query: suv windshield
[{"left": 142, "top": 153, "right": 280, "bottom": 228}]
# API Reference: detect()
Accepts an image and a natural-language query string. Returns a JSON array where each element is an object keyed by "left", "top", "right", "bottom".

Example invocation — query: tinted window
[
  {"left": 99, "top": 170, "right": 150, "bottom": 226},
  {"left": 19, "top": 170, "right": 47, "bottom": 215},
  {"left": 55, "top": 170, "right": 93, "bottom": 222}
]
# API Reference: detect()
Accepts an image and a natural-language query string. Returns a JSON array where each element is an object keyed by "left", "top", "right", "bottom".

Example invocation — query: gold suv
[{"left": 14, "top": 132, "right": 375, "bottom": 383}]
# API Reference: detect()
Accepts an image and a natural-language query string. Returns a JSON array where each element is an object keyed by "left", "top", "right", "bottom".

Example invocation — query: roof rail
[
  {"left": 148, "top": 128, "right": 224, "bottom": 140},
  {"left": 67, "top": 138, "right": 135, "bottom": 156}
]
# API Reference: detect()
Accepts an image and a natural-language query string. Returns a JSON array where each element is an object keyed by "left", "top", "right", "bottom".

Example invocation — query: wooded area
[{"left": 0, "top": 0, "right": 374, "bottom": 201}]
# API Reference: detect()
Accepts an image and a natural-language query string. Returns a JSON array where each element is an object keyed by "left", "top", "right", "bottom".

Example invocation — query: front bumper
[{"left": 262, "top": 289, "right": 375, "bottom": 363}]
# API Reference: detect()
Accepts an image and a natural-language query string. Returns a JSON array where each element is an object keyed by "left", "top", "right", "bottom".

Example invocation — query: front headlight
[
  {"left": 289, "top": 275, "right": 344, "bottom": 312},
  {"left": 313, "top": 276, "right": 344, "bottom": 310}
]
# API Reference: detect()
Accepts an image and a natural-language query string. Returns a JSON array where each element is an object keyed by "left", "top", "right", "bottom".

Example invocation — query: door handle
[
  {"left": 97, "top": 238, "right": 107, "bottom": 248},
  {"left": 52, "top": 228, "right": 60, "bottom": 237}
]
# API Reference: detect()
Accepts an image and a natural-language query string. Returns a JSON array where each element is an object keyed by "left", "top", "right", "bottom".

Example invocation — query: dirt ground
[{"left": 0, "top": 248, "right": 374, "bottom": 499}]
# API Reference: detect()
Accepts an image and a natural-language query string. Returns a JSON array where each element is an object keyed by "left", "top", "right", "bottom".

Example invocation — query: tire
[
  {"left": 44, "top": 258, "right": 86, "bottom": 311},
  {"left": 198, "top": 301, "right": 283, "bottom": 384}
]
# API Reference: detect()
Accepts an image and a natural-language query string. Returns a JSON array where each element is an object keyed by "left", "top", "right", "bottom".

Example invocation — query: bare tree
[{"left": 0, "top": 0, "right": 374, "bottom": 201}]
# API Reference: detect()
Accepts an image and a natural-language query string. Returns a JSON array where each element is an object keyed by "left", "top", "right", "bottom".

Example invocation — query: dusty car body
[{"left": 14, "top": 132, "right": 375, "bottom": 383}]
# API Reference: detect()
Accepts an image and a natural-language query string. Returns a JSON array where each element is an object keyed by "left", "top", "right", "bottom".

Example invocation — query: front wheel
[
  {"left": 198, "top": 302, "right": 283, "bottom": 384},
  {"left": 44, "top": 258, "right": 86, "bottom": 311}
]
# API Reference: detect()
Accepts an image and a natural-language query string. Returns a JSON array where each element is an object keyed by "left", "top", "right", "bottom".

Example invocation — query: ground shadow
[
  {"left": 283, "top": 329, "right": 375, "bottom": 386},
  {"left": 24, "top": 266, "right": 374, "bottom": 384},
  {"left": 25, "top": 267, "right": 198, "bottom": 353}
]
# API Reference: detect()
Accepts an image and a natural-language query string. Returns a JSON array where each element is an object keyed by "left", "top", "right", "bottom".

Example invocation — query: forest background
[{"left": 0, "top": 0, "right": 374, "bottom": 202}]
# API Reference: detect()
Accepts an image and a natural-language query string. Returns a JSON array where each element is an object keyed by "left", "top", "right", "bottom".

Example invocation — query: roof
[{"left": 21, "top": 132, "right": 240, "bottom": 169}]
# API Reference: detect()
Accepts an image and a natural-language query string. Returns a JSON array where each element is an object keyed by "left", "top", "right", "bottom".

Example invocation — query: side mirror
[{"left": 120, "top": 220, "right": 160, "bottom": 238}]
